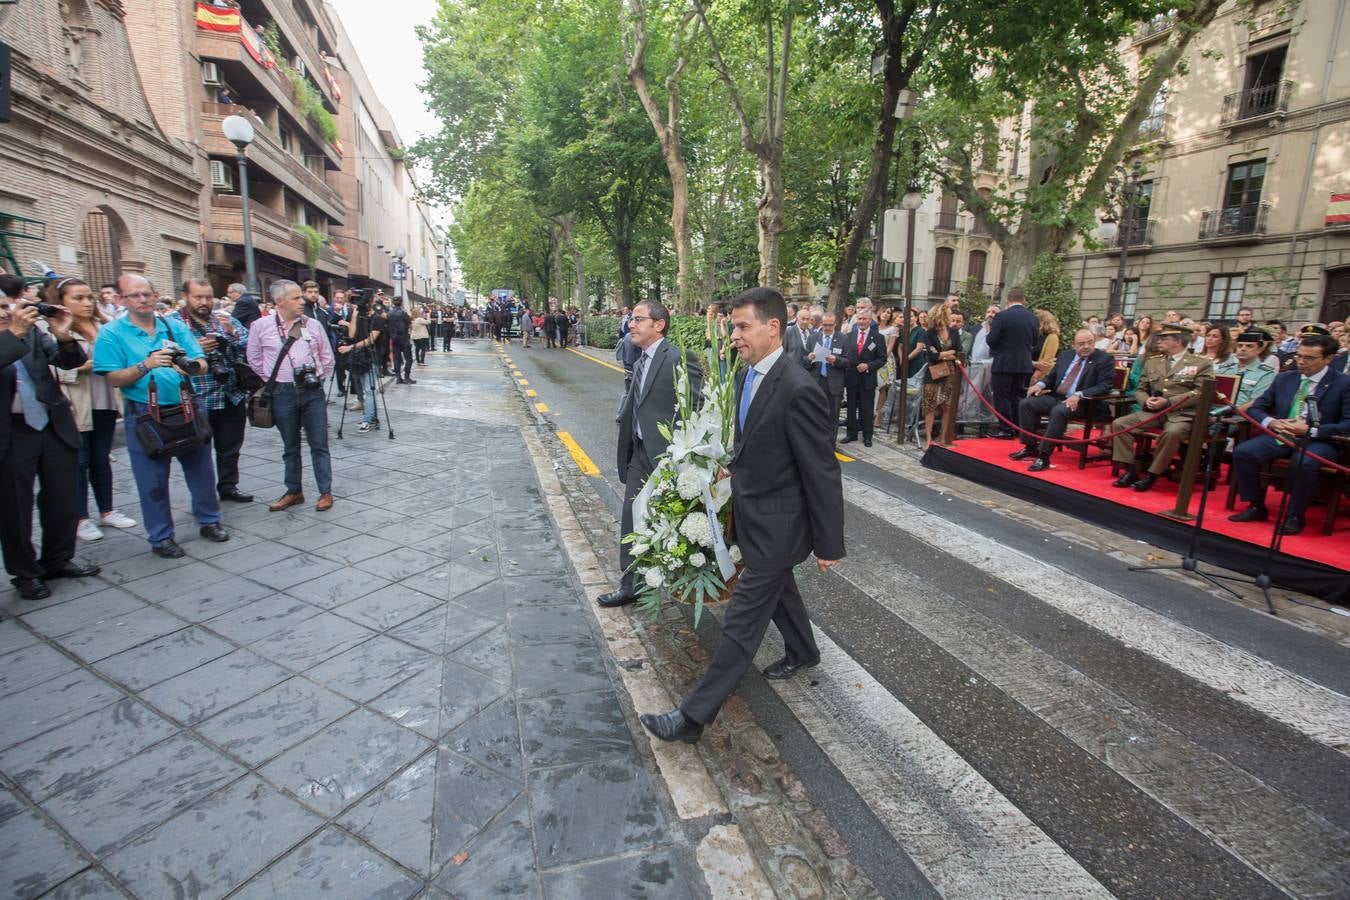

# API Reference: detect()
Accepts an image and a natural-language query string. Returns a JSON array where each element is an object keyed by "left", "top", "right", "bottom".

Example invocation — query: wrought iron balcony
[
  {"left": 930, "top": 276, "right": 953, "bottom": 296},
  {"left": 1113, "top": 218, "right": 1155, "bottom": 248},
  {"left": 1135, "top": 113, "right": 1172, "bottom": 144},
  {"left": 934, "top": 212, "right": 964, "bottom": 232},
  {"left": 1199, "top": 203, "right": 1270, "bottom": 241},
  {"left": 1221, "top": 80, "right": 1292, "bottom": 125},
  {"left": 1133, "top": 14, "right": 1173, "bottom": 44}
]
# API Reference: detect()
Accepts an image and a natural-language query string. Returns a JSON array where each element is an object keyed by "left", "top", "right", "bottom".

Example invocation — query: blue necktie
[
  {"left": 13, "top": 361, "right": 49, "bottom": 431},
  {"left": 738, "top": 367, "right": 758, "bottom": 432}
]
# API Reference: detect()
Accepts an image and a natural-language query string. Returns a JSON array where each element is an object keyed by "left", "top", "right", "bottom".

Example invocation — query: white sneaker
[
  {"left": 357, "top": 422, "right": 372, "bottom": 433},
  {"left": 77, "top": 518, "right": 104, "bottom": 542},
  {"left": 100, "top": 510, "right": 138, "bottom": 529}
]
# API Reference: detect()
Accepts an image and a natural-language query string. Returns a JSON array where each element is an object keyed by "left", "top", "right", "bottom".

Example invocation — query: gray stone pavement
[{"left": 0, "top": 345, "right": 697, "bottom": 898}]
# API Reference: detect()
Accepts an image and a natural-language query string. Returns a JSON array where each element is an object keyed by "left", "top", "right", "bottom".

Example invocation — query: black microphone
[{"left": 1308, "top": 396, "right": 1321, "bottom": 432}]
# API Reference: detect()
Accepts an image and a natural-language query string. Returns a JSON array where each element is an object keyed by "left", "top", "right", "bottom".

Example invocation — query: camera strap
[{"left": 262, "top": 333, "right": 299, "bottom": 396}]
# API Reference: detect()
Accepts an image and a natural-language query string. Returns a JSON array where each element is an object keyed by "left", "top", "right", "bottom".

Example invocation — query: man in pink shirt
[{"left": 247, "top": 280, "right": 336, "bottom": 511}]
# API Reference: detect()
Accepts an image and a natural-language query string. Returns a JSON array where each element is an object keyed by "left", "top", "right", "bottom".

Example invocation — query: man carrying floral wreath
[
  {"left": 641, "top": 287, "right": 845, "bottom": 744},
  {"left": 599, "top": 300, "right": 703, "bottom": 608}
]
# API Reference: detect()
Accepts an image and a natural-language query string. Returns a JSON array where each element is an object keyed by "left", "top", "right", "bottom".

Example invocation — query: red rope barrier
[
  {"left": 1228, "top": 404, "right": 1350, "bottom": 475},
  {"left": 955, "top": 363, "right": 1197, "bottom": 446}
]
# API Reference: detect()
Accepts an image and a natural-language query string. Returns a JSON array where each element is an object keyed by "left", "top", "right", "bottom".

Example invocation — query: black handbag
[
  {"left": 248, "top": 333, "right": 298, "bottom": 429},
  {"left": 135, "top": 380, "right": 212, "bottom": 459}
]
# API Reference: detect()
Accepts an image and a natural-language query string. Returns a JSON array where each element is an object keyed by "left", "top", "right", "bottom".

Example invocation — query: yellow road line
[
  {"left": 567, "top": 347, "right": 625, "bottom": 374},
  {"left": 557, "top": 431, "right": 600, "bottom": 476},
  {"left": 535, "top": 402, "right": 550, "bottom": 413},
  {"left": 526, "top": 389, "right": 538, "bottom": 397},
  {"left": 835, "top": 451, "right": 855, "bottom": 463},
  {"left": 517, "top": 378, "right": 529, "bottom": 385}
]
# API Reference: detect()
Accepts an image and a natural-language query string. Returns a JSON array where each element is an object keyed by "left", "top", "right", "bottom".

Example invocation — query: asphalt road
[{"left": 499, "top": 336, "right": 1350, "bottom": 899}]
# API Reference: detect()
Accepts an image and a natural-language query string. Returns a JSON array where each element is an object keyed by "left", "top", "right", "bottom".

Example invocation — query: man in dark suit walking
[
  {"left": 600, "top": 300, "right": 703, "bottom": 608},
  {"left": 641, "top": 287, "right": 844, "bottom": 743},
  {"left": 782, "top": 307, "right": 814, "bottom": 368},
  {"left": 1010, "top": 328, "right": 1117, "bottom": 472},
  {"left": 840, "top": 306, "right": 886, "bottom": 447},
  {"left": 1229, "top": 333, "right": 1350, "bottom": 536},
  {"left": 0, "top": 277, "right": 101, "bottom": 600},
  {"left": 985, "top": 286, "right": 1041, "bottom": 438},
  {"left": 805, "top": 312, "right": 848, "bottom": 443}
]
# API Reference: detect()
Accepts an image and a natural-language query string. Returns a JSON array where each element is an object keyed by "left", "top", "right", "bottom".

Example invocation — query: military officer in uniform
[{"left": 1110, "top": 322, "right": 1215, "bottom": 492}]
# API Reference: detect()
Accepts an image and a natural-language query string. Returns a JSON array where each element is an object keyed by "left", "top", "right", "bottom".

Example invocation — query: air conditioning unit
[
  {"left": 210, "top": 160, "right": 235, "bottom": 191},
  {"left": 202, "top": 62, "right": 222, "bottom": 87}
]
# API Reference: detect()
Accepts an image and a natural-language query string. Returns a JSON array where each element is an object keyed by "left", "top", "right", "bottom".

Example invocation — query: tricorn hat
[{"left": 1236, "top": 328, "right": 1272, "bottom": 344}]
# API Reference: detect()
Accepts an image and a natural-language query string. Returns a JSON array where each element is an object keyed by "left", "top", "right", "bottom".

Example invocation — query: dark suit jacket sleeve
[
  {"left": 0, "top": 331, "right": 29, "bottom": 369},
  {"left": 985, "top": 313, "right": 1004, "bottom": 350},
  {"left": 684, "top": 348, "right": 704, "bottom": 404},
  {"left": 1248, "top": 375, "right": 1283, "bottom": 423},
  {"left": 785, "top": 379, "right": 846, "bottom": 561},
  {"left": 1038, "top": 351, "right": 1070, "bottom": 391},
  {"left": 863, "top": 328, "right": 887, "bottom": 369},
  {"left": 1081, "top": 353, "right": 1115, "bottom": 398},
  {"left": 1315, "top": 376, "right": 1350, "bottom": 439}
]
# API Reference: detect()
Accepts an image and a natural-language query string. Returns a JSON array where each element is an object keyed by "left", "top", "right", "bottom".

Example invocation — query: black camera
[
  {"left": 294, "top": 364, "right": 323, "bottom": 389},
  {"left": 160, "top": 340, "right": 191, "bottom": 370},
  {"left": 25, "top": 302, "right": 63, "bottom": 318}
]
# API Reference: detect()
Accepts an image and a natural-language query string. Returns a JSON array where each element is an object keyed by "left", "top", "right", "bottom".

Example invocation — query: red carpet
[{"left": 944, "top": 437, "right": 1348, "bottom": 573}]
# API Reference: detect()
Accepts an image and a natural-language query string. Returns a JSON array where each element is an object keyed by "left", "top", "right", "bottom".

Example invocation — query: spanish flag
[
  {"left": 1327, "top": 192, "right": 1350, "bottom": 227},
  {"left": 195, "top": 2, "right": 242, "bottom": 33}
]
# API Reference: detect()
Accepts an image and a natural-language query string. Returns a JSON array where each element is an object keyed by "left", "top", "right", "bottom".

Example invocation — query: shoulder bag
[
  {"left": 248, "top": 332, "right": 298, "bottom": 428},
  {"left": 135, "top": 378, "right": 212, "bottom": 459}
]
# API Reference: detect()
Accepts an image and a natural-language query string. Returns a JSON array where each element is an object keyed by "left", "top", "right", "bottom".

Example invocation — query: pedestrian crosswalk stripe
[{"left": 557, "top": 431, "right": 600, "bottom": 476}]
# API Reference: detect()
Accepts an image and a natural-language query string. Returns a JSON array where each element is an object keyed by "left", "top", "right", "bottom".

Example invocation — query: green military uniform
[{"left": 1112, "top": 350, "right": 1215, "bottom": 474}]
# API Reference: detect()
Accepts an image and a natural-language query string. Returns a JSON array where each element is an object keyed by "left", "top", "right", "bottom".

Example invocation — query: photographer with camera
[
  {"left": 178, "top": 277, "right": 255, "bottom": 505},
  {"left": 93, "top": 273, "right": 229, "bottom": 559},
  {"left": 0, "top": 275, "right": 102, "bottom": 599},
  {"left": 248, "top": 280, "right": 335, "bottom": 511},
  {"left": 337, "top": 291, "right": 383, "bottom": 433}
]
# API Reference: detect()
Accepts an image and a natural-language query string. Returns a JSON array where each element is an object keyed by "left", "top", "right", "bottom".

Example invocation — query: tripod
[{"left": 334, "top": 353, "right": 395, "bottom": 441}]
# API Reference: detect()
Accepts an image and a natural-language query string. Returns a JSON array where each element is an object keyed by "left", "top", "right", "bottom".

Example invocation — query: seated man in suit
[
  {"left": 805, "top": 312, "right": 848, "bottom": 443},
  {"left": 1010, "top": 328, "right": 1116, "bottom": 472},
  {"left": 1110, "top": 323, "right": 1214, "bottom": 492},
  {"left": 1229, "top": 333, "right": 1350, "bottom": 536}
]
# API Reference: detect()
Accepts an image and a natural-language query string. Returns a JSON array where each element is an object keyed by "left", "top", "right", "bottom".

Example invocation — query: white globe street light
[{"left": 221, "top": 115, "right": 259, "bottom": 293}]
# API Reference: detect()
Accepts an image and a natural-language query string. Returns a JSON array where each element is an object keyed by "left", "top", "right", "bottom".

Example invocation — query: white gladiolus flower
[
  {"left": 644, "top": 568, "right": 664, "bottom": 589},
  {"left": 729, "top": 544, "right": 742, "bottom": 564},
  {"left": 689, "top": 552, "right": 706, "bottom": 568}
]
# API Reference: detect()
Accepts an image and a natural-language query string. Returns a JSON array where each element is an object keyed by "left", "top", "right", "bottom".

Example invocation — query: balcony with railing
[
  {"left": 1133, "top": 14, "right": 1173, "bottom": 44},
  {"left": 208, "top": 194, "right": 348, "bottom": 275},
  {"left": 1221, "top": 80, "right": 1293, "bottom": 125},
  {"left": 1199, "top": 203, "right": 1270, "bottom": 242},
  {"left": 930, "top": 276, "right": 954, "bottom": 296},
  {"left": 1113, "top": 218, "right": 1156, "bottom": 249},
  {"left": 1135, "top": 113, "right": 1172, "bottom": 145},
  {"left": 934, "top": 212, "right": 964, "bottom": 233}
]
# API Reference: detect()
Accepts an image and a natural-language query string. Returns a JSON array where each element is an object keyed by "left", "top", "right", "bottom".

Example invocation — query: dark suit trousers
[
  {"left": 681, "top": 565, "right": 819, "bottom": 725},
  {"left": 394, "top": 340, "right": 414, "bottom": 380},
  {"left": 1017, "top": 394, "right": 1081, "bottom": 456},
  {"left": 1234, "top": 435, "right": 1340, "bottom": 517},
  {"left": 619, "top": 441, "right": 655, "bottom": 596},
  {"left": 0, "top": 418, "right": 79, "bottom": 580},
  {"left": 816, "top": 374, "right": 842, "bottom": 442},
  {"left": 844, "top": 376, "right": 874, "bottom": 438},
  {"left": 209, "top": 399, "right": 248, "bottom": 495},
  {"left": 991, "top": 372, "right": 1030, "bottom": 429}
]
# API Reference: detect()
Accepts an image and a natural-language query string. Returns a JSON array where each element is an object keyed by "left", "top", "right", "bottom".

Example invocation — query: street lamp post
[
  {"left": 1099, "top": 161, "right": 1143, "bottom": 319},
  {"left": 895, "top": 185, "right": 924, "bottom": 444},
  {"left": 394, "top": 246, "right": 406, "bottom": 301},
  {"left": 221, "top": 115, "right": 258, "bottom": 294}
]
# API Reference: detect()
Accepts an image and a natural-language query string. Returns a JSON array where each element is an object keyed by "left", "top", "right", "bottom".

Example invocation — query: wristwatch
[{"left": 136, "top": 361, "right": 150, "bottom": 376}]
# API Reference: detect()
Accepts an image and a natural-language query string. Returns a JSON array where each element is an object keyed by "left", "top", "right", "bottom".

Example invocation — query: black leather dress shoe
[
  {"left": 763, "top": 656, "right": 819, "bottom": 680},
  {"left": 405, "top": 378, "right": 417, "bottom": 384},
  {"left": 1009, "top": 446, "right": 1036, "bottom": 461},
  {"left": 219, "top": 490, "right": 254, "bottom": 503},
  {"left": 1112, "top": 470, "right": 1139, "bottom": 488},
  {"left": 840, "top": 435, "right": 857, "bottom": 444},
  {"left": 1132, "top": 472, "right": 1158, "bottom": 492},
  {"left": 863, "top": 436, "right": 873, "bottom": 447},
  {"left": 199, "top": 524, "right": 230, "bottom": 543},
  {"left": 44, "top": 561, "right": 100, "bottom": 580},
  {"left": 1277, "top": 515, "right": 1305, "bottom": 536},
  {"left": 639, "top": 709, "right": 703, "bottom": 743},
  {"left": 1027, "top": 458, "right": 1051, "bottom": 473},
  {"left": 1229, "top": 505, "right": 1268, "bottom": 524},
  {"left": 596, "top": 590, "right": 637, "bottom": 608},
  {"left": 152, "top": 540, "right": 186, "bottom": 559},
  {"left": 13, "top": 578, "right": 51, "bottom": 600}
]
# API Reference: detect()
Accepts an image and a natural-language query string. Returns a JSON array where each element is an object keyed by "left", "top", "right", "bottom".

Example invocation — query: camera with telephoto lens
[
  {"left": 160, "top": 340, "right": 191, "bottom": 371},
  {"left": 294, "top": 364, "right": 323, "bottom": 390},
  {"left": 25, "top": 302, "right": 63, "bottom": 318}
]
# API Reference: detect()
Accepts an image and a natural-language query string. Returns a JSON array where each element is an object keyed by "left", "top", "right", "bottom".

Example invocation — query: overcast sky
[{"left": 326, "top": 0, "right": 441, "bottom": 149}]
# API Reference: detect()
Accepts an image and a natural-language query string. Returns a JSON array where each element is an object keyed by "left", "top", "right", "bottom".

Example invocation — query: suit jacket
[
  {"left": 1037, "top": 349, "right": 1116, "bottom": 399},
  {"left": 841, "top": 323, "right": 887, "bottom": 390},
  {"left": 985, "top": 303, "right": 1040, "bottom": 375},
  {"left": 805, "top": 330, "right": 848, "bottom": 396},
  {"left": 617, "top": 339, "right": 703, "bottom": 483},
  {"left": 1248, "top": 368, "right": 1350, "bottom": 441},
  {"left": 731, "top": 351, "right": 845, "bottom": 570},
  {"left": 0, "top": 330, "right": 86, "bottom": 459},
  {"left": 231, "top": 294, "right": 262, "bottom": 328},
  {"left": 782, "top": 324, "right": 814, "bottom": 368}
]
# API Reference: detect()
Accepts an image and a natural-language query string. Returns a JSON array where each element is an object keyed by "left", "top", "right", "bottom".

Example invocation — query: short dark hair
[
  {"left": 635, "top": 299, "right": 669, "bottom": 334},
  {"left": 1265, "top": 318, "right": 1284, "bottom": 327},
  {"left": 1301, "top": 334, "right": 1337, "bottom": 357},
  {"left": 0, "top": 274, "right": 26, "bottom": 298},
  {"left": 181, "top": 277, "right": 212, "bottom": 296},
  {"left": 1006, "top": 286, "right": 1026, "bottom": 304},
  {"left": 730, "top": 287, "right": 787, "bottom": 330},
  {"left": 100, "top": 283, "right": 118, "bottom": 292},
  {"left": 302, "top": 280, "right": 319, "bottom": 291}
]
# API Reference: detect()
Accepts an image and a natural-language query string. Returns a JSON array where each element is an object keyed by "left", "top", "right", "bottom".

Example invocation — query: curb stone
[{"left": 494, "top": 343, "right": 883, "bottom": 899}]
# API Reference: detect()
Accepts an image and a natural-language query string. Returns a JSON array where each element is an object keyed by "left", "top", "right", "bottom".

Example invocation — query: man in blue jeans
[
  {"left": 336, "top": 294, "right": 382, "bottom": 433},
  {"left": 93, "top": 274, "right": 230, "bottom": 559},
  {"left": 247, "top": 280, "right": 336, "bottom": 511}
]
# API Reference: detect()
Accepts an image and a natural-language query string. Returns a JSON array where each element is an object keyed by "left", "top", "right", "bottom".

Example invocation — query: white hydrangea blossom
[
  {"left": 675, "top": 469, "right": 703, "bottom": 500},
  {"left": 729, "top": 544, "right": 742, "bottom": 564},
  {"left": 689, "top": 552, "right": 707, "bottom": 568},
  {"left": 679, "top": 512, "right": 714, "bottom": 547},
  {"left": 644, "top": 568, "right": 664, "bottom": 589}
]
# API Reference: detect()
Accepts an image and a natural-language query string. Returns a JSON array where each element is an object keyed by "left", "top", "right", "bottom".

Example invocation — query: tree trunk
[
  {"left": 758, "top": 147, "right": 785, "bottom": 290},
  {"left": 563, "top": 219, "right": 586, "bottom": 311},
  {"left": 616, "top": 241, "right": 634, "bottom": 309}
]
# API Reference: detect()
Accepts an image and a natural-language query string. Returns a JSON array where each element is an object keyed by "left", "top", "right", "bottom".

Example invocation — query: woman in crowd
[
  {"left": 921, "top": 302, "right": 960, "bottom": 447},
  {"left": 1134, "top": 314, "right": 1157, "bottom": 349},
  {"left": 1122, "top": 326, "right": 1141, "bottom": 356},
  {"left": 1201, "top": 322, "right": 1234, "bottom": 367},
  {"left": 873, "top": 306, "right": 899, "bottom": 430},
  {"left": 1096, "top": 322, "right": 1130, "bottom": 354},
  {"left": 411, "top": 306, "right": 430, "bottom": 365},
  {"left": 47, "top": 277, "right": 137, "bottom": 542},
  {"left": 1032, "top": 309, "right": 1060, "bottom": 381}
]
